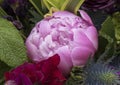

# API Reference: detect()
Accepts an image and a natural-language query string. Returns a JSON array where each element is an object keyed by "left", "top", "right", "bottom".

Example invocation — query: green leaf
[
  {"left": 65, "top": 66, "right": 84, "bottom": 85},
  {"left": 29, "top": 0, "right": 44, "bottom": 16},
  {"left": 0, "top": 18, "right": 28, "bottom": 67},
  {"left": 100, "top": 16, "right": 115, "bottom": 39},
  {"left": 43, "top": 0, "right": 85, "bottom": 14},
  {"left": 43, "top": 0, "right": 65, "bottom": 10},
  {"left": 29, "top": 10, "right": 43, "bottom": 23},
  {"left": 62, "top": 0, "right": 85, "bottom": 14},
  {"left": 0, "top": 60, "right": 11, "bottom": 84},
  {"left": 112, "top": 12, "right": 120, "bottom": 44},
  {"left": 0, "top": 7, "right": 7, "bottom": 17},
  {"left": 97, "top": 16, "right": 115, "bottom": 62}
]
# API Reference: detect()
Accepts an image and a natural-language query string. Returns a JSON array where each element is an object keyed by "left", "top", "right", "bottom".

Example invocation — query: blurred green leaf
[
  {"left": 0, "top": 18, "right": 28, "bottom": 67},
  {"left": 43, "top": 0, "right": 65, "bottom": 10},
  {"left": 0, "top": 7, "right": 7, "bottom": 17},
  {"left": 100, "top": 16, "right": 115, "bottom": 39},
  {"left": 63, "top": 0, "right": 85, "bottom": 14},
  {"left": 29, "top": 0, "right": 44, "bottom": 16},
  {"left": 29, "top": 9, "right": 43, "bottom": 23},
  {"left": 97, "top": 16, "right": 115, "bottom": 62},
  {"left": 112, "top": 12, "right": 120, "bottom": 44},
  {"left": 0, "top": 60, "right": 11, "bottom": 84},
  {"left": 43, "top": 0, "right": 85, "bottom": 14}
]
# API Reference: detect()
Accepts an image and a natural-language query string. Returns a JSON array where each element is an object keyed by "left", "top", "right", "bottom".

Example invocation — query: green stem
[
  {"left": 29, "top": 0, "right": 43, "bottom": 16},
  {"left": 43, "top": 0, "right": 85, "bottom": 14},
  {"left": 62, "top": 0, "right": 85, "bottom": 14}
]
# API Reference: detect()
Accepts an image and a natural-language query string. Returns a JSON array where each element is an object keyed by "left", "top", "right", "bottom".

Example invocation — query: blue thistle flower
[{"left": 84, "top": 61, "right": 120, "bottom": 85}]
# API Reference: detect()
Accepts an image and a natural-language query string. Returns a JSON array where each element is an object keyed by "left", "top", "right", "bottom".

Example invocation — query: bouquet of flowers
[{"left": 0, "top": 0, "right": 120, "bottom": 85}]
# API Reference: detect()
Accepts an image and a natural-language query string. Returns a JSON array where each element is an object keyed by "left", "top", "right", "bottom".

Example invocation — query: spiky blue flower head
[{"left": 84, "top": 61, "right": 120, "bottom": 85}]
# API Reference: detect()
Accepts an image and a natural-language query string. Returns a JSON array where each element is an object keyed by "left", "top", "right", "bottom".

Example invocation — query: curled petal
[{"left": 79, "top": 10, "right": 93, "bottom": 25}]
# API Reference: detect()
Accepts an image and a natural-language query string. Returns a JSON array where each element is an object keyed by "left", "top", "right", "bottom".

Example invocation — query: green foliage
[
  {"left": 29, "top": 0, "right": 43, "bottom": 16},
  {"left": 0, "top": 60, "right": 11, "bottom": 84},
  {"left": 43, "top": 0, "right": 85, "bottom": 14},
  {"left": 97, "top": 16, "right": 115, "bottom": 61},
  {"left": 43, "top": 0, "right": 66, "bottom": 10},
  {"left": 63, "top": 0, "right": 85, "bottom": 14},
  {"left": 65, "top": 67, "right": 84, "bottom": 85},
  {"left": 0, "top": 7, "right": 7, "bottom": 17},
  {"left": 100, "top": 16, "right": 115, "bottom": 39},
  {"left": 0, "top": 18, "right": 28, "bottom": 67},
  {"left": 112, "top": 12, "right": 120, "bottom": 44}
]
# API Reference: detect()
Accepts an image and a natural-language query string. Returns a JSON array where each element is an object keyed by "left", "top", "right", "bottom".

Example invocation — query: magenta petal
[
  {"left": 57, "top": 46, "right": 73, "bottom": 76},
  {"left": 83, "top": 26, "right": 98, "bottom": 49},
  {"left": 25, "top": 40, "right": 41, "bottom": 61},
  {"left": 73, "top": 29, "right": 96, "bottom": 52},
  {"left": 49, "top": 54, "right": 60, "bottom": 66},
  {"left": 16, "top": 73, "right": 33, "bottom": 85},
  {"left": 79, "top": 10, "right": 93, "bottom": 25},
  {"left": 53, "top": 11, "right": 77, "bottom": 19},
  {"left": 71, "top": 47, "right": 93, "bottom": 66},
  {"left": 37, "top": 20, "right": 51, "bottom": 37}
]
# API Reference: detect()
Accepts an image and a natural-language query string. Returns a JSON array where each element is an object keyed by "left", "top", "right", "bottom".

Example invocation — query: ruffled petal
[{"left": 79, "top": 10, "right": 93, "bottom": 25}]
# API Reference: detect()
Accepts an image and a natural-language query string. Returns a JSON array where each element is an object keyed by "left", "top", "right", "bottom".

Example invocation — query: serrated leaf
[{"left": 0, "top": 18, "right": 28, "bottom": 67}]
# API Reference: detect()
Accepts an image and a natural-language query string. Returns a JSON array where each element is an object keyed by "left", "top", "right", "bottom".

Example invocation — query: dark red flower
[{"left": 4, "top": 54, "right": 66, "bottom": 85}]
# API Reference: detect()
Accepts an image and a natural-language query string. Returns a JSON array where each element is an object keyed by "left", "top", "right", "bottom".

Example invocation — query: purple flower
[
  {"left": 25, "top": 10, "right": 98, "bottom": 76},
  {"left": 1, "top": 0, "right": 28, "bottom": 18},
  {"left": 82, "top": 0, "right": 118, "bottom": 13}
]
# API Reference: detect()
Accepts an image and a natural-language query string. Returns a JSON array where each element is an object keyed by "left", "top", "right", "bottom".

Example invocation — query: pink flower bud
[{"left": 26, "top": 10, "right": 98, "bottom": 76}]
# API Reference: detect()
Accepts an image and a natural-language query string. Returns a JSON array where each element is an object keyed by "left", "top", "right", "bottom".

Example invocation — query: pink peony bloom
[
  {"left": 26, "top": 10, "right": 98, "bottom": 76},
  {"left": 4, "top": 54, "right": 66, "bottom": 85}
]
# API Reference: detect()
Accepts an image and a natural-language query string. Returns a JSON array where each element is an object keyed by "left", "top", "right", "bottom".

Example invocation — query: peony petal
[
  {"left": 37, "top": 20, "right": 51, "bottom": 38},
  {"left": 72, "top": 29, "right": 96, "bottom": 52},
  {"left": 30, "top": 28, "right": 41, "bottom": 47},
  {"left": 79, "top": 10, "right": 93, "bottom": 25},
  {"left": 71, "top": 47, "right": 93, "bottom": 66},
  {"left": 83, "top": 26, "right": 98, "bottom": 49},
  {"left": 53, "top": 11, "right": 77, "bottom": 19},
  {"left": 26, "top": 39, "right": 41, "bottom": 62},
  {"left": 57, "top": 46, "right": 73, "bottom": 76},
  {"left": 5, "top": 80, "right": 17, "bottom": 85}
]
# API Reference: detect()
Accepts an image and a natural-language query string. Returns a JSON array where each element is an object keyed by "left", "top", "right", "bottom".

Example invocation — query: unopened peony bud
[{"left": 26, "top": 10, "right": 98, "bottom": 76}]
